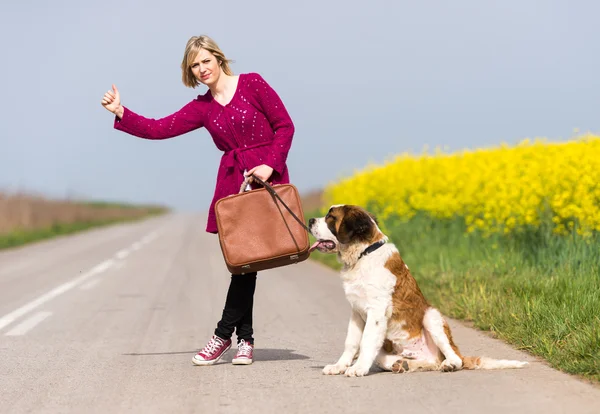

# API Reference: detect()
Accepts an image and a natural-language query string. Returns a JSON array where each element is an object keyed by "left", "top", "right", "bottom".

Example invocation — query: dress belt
[{"left": 223, "top": 141, "right": 272, "bottom": 170}]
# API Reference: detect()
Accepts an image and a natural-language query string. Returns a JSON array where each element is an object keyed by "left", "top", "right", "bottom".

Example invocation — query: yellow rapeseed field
[{"left": 324, "top": 134, "right": 600, "bottom": 237}]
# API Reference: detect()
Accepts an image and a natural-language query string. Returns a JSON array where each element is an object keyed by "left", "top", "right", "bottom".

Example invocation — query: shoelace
[
  {"left": 202, "top": 337, "right": 224, "bottom": 355},
  {"left": 237, "top": 340, "right": 253, "bottom": 357}
]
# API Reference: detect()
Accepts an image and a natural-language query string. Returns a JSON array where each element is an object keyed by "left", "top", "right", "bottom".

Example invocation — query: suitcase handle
[{"left": 239, "top": 174, "right": 310, "bottom": 232}]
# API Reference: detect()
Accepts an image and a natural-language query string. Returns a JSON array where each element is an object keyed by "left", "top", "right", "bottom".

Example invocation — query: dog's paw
[
  {"left": 322, "top": 364, "right": 348, "bottom": 375},
  {"left": 440, "top": 357, "right": 463, "bottom": 372},
  {"left": 344, "top": 364, "right": 370, "bottom": 377},
  {"left": 391, "top": 359, "right": 410, "bottom": 374}
]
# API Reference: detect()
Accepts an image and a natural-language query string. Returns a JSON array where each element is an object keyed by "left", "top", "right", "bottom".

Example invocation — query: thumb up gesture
[{"left": 101, "top": 84, "right": 124, "bottom": 118}]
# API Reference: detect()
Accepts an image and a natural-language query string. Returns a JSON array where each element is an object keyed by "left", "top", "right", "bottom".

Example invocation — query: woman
[{"left": 101, "top": 35, "right": 295, "bottom": 366}]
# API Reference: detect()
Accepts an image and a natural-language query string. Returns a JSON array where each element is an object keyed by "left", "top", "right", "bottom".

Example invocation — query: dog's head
[{"left": 308, "top": 205, "right": 381, "bottom": 254}]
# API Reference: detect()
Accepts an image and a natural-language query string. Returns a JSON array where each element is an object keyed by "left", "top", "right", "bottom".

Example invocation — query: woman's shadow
[
  {"left": 124, "top": 348, "right": 310, "bottom": 362},
  {"left": 252, "top": 348, "right": 310, "bottom": 362}
]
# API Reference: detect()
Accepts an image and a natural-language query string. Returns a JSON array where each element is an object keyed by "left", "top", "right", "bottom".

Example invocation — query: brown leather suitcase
[{"left": 214, "top": 175, "right": 310, "bottom": 274}]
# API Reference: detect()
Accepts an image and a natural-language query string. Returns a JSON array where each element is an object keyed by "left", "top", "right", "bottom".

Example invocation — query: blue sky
[{"left": 1, "top": 0, "right": 598, "bottom": 211}]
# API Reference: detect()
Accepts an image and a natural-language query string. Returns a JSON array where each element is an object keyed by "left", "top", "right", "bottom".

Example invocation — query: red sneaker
[
  {"left": 232, "top": 339, "right": 254, "bottom": 365},
  {"left": 192, "top": 335, "right": 232, "bottom": 366}
]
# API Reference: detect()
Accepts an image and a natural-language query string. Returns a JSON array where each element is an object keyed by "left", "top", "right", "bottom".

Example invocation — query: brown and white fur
[{"left": 308, "top": 205, "right": 528, "bottom": 377}]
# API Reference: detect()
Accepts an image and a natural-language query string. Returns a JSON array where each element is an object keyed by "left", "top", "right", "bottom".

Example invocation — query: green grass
[
  {"left": 308, "top": 210, "right": 600, "bottom": 384},
  {"left": 0, "top": 209, "right": 168, "bottom": 250}
]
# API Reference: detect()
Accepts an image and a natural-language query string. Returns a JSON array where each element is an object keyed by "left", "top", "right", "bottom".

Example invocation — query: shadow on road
[
  {"left": 253, "top": 348, "right": 310, "bottom": 362},
  {"left": 123, "top": 348, "right": 310, "bottom": 362}
]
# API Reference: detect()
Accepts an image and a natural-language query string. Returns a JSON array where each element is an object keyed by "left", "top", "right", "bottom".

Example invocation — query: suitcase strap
[{"left": 240, "top": 174, "right": 310, "bottom": 232}]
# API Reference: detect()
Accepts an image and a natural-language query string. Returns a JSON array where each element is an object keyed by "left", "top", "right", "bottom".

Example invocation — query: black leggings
[{"left": 214, "top": 272, "right": 257, "bottom": 344}]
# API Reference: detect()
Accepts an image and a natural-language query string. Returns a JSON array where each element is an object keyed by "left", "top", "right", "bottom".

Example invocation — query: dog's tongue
[
  {"left": 309, "top": 240, "right": 336, "bottom": 253},
  {"left": 309, "top": 241, "right": 322, "bottom": 253}
]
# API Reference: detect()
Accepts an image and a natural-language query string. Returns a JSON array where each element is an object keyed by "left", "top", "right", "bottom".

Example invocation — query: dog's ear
[
  {"left": 368, "top": 211, "right": 379, "bottom": 225},
  {"left": 338, "top": 209, "right": 373, "bottom": 244}
]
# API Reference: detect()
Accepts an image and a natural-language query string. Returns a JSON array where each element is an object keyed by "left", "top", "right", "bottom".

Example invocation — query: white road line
[
  {"left": 141, "top": 231, "right": 157, "bottom": 244},
  {"left": 115, "top": 249, "right": 130, "bottom": 259},
  {"left": 92, "top": 259, "right": 114, "bottom": 274},
  {"left": 0, "top": 230, "right": 159, "bottom": 332},
  {"left": 0, "top": 259, "right": 114, "bottom": 331},
  {"left": 5, "top": 311, "right": 53, "bottom": 336},
  {"left": 80, "top": 279, "right": 101, "bottom": 291},
  {"left": 115, "top": 231, "right": 156, "bottom": 260}
]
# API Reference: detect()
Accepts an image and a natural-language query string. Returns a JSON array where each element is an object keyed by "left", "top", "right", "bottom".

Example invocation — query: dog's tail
[{"left": 462, "top": 356, "right": 529, "bottom": 370}]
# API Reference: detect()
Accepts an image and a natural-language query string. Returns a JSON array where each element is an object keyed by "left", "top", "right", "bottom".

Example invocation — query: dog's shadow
[{"left": 123, "top": 348, "right": 310, "bottom": 362}]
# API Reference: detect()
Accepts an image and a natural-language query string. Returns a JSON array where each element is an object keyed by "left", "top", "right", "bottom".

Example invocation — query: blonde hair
[{"left": 181, "top": 35, "right": 234, "bottom": 88}]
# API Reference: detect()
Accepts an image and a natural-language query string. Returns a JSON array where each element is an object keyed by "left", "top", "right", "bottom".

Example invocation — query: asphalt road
[{"left": 1, "top": 213, "right": 599, "bottom": 413}]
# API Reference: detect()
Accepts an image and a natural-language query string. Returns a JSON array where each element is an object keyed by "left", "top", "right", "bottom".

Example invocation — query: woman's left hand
[{"left": 246, "top": 164, "right": 274, "bottom": 183}]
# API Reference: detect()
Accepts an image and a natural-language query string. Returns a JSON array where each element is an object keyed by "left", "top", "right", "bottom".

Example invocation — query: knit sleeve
[
  {"left": 249, "top": 73, "right": 295, "bottom": 174},
  {"left": 114, "top": 98, "right": 207, "bottom": 140}
]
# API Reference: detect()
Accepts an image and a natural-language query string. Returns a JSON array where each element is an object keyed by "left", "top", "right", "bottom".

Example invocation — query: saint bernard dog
[{"left": 308, "top": 204, "right": 528, "bottom": 377}]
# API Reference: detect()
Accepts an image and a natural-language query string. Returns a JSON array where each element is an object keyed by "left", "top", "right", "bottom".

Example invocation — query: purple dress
[{"left": 113, "top": 72, "right": 295, "bottom": 233}]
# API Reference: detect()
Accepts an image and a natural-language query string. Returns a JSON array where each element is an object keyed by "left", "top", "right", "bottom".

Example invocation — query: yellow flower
[{"left": 323, "top": 135, "right": 600, "bottom": 237}]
